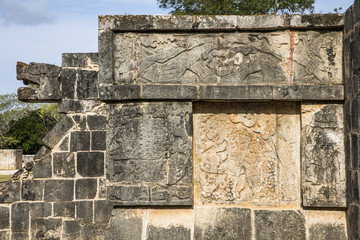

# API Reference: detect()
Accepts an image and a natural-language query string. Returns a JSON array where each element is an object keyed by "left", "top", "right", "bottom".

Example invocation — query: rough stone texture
[
  {"left": 76, "top": 179, "right": 97, "bottom": 199},
  {"left": 70, "top": 131, "right": 90, "bottom": 152},
  {"left": 0, "top": 150, "right": 22, "bottom": 170},
  {"left": 307, "top": 211, "right": 347, "bottom": 240},
  {"left": 53, "top": 152, "right": 75, "bottom": 177},
  {"left": 255, "top": 210, "right": 305, "bottom": 240},
  {"left": 91, "top": 131, "right": 106, "bottom": 151},
  {"left": 33, "top": 154, "right": 52, "bottom": 178},
  {"left": 62, "top": 53, "right": 99, "bottom": 69},
  {"left": 76, "top": 201, "right": 93, "bottom": 223},
  {"left": 142, "top": 85, "right": 197, "bottom": 100},
  {"left": 198, "top": 85, "right": 273, "bottom": 100},
  {"left": 53, "top": 202, "right": 75, "bottom": 217},
  {"left": 273, "top": 85, "right": 344, "bottom": 100},
  {"left": 77, "top": 152, "right": 104, "bottom": 177},
  {"left": 194, "top": 102, "right": 300, "bottom": 207},
  {"left": 0, "top": 182, "right": 20, "bottom": 203},
  {"left": 293, "top": 31, "right": 342, "bottom": 84},
  {"left": 107, "top": 102, "right": 193, "bottom": 206},
  {"left": 21, "top": 180, "right": 44, "bottom": 201},
  {"left": 105, "top": 209, "right": 144, "bottom": 240},
  {"left": 31, "top": 218, "right": 62, "bottom": 240},
  {"left": 42, "top": 116, "right": 74, "bottom": 149},
  {"left": 11, "top": 232, "right": 28, "bottom": 240},
  {"left": 87, "top": 115, "right": 106, "bottom": 130},
  {"left": 194, "top": 207, "right": 252, "bottom": 239},
  {"left": 94, "top": 200, "right": 113, "bottom": 223},
  {"left": 0, "top": 207, "right": 9, "bottom": 229},
  {"left": 44, "top": 180, "right": 74, "bottom": 202},
  {"left": 63, "top": 220, "right": 81, "bottom": 240},
  {"left": 301, "top": 104, "right": 346, "bottom": 207},
  {"left": 0, "top": 231, "right": 9, "bottom": 240},
  {"left": 82, "top": 223, "right": 107, "bottom": 240},
  {"left": 112, "top": 32, "right": 290, "bottom": 85},
  {"left": 29, "top": 202, "right": 52, "bottom": 218},
  {"left": 11, "top": 203, "right": 29, "bottom": 233}
]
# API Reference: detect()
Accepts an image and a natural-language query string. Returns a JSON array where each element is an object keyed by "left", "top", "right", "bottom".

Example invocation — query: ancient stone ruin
[{"left": 0, "top": 1, "right": 359, "bottom": 239}]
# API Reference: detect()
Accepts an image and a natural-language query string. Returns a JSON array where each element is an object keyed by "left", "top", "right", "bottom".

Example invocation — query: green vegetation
[
  {"left": 158, "top": 0, "right": 314, "bottom": 15},
  {"left": 0, "top": 93, "right": 63, "bottom": 154},
  {"left": 0, "top": 175, "right": 12, "bottom": 183}
]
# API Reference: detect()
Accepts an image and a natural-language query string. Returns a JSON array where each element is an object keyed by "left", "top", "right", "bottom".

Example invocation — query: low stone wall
[{"left": 0, "top": 150, "right": 22, "bottom": 170}]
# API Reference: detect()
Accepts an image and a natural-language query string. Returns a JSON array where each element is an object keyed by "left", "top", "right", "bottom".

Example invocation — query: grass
[{"left": 0, "top": 175, "right": 12, "bottom": 183}]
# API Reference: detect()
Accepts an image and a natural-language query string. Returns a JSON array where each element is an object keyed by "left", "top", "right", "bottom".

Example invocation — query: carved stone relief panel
[
  {"left": 194, "top": 102, "right": 300, "bottom": 207},
  {"left": 107, "top": 102, "right": 193, "bottom": 205},
  {"left": 301, "top": 104, "right": 346, "bottom": 207},
  {"left": 113, "top": 32, "right": 291, "bottom": 85}
]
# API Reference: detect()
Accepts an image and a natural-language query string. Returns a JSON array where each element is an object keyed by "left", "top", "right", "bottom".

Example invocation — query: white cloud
[{"left": 0, "top": 0, "right": 54, "bottom": 25}]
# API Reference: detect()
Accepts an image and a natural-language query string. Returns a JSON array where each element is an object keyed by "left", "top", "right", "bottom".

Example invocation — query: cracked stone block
[
  {"left": 44, "top": 180, "right": 74, "bottom": 202},
  {"left": 194, "top": 207, "right": 251, "bottom": 240},
  {"left": 107, "top": 102, "right": 193, "bottom": 206},
  {"left": 53, "top": 202, "right": 75, "bottom": 217},
  {"left": 31, "top": 218, "right": 62, "bottom": 240},
  {"left": 53, "top": 152, "right": 75, "bottom": 178},
  {"left": 301, "top": 104, "right": 346, "bottom": 207},
  {"left": 76, "top": 179, "right": 97, "bottom": 199},
  {"left": 106, "top": 209, "right": 144, "bottom": 240},
  {"left": 293, "top": 31, "right": 343, "bottom": 84},
  {"left": 0, "top": 206, "right": 9, "bottom": 229},
  {"left": 194, "top": 102, "right": 300, "bottom": 207},
  {"left": 21, "top": 180, "right": 44, "bottom": 201},
  {"left": 33, "top": 154, "right": 52, "bottom": 179},
  {"left": 255, "top": 210, "right": 305, "bottom": 240}
]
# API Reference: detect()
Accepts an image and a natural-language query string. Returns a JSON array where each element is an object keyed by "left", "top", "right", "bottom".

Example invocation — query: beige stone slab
[
  {"left": 301, "top": 104, "right": 346, "bottom": 207},
  {"left": 0, "top": 149, "right": 22, "bottom": 170},
  {"left": 194, "top": 102, "right": 300, "bottom": 207}
]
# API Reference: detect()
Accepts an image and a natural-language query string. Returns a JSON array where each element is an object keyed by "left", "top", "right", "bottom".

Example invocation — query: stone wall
[{"left": 0, "top": 11, "right": 352, "bottom": 240}]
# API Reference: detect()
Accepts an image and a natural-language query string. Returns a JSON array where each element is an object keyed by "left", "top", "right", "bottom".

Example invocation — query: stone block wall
[
  {"left": 0, "top": 11, "right": 353, "bottom": 240},
  {"left": 0, "top": 150, "right": 22, "bottom": 170}
]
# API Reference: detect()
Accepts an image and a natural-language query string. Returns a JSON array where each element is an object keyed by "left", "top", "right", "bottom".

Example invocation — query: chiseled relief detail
[
  {"left": 113, "top": 32, "right": 291, "bottom": 84},
  {"left": 194, "top": 102, "right": 300, "bottom": 207},
  {"left": 301, "top": 104, "right": 345, "bottom": 207}
]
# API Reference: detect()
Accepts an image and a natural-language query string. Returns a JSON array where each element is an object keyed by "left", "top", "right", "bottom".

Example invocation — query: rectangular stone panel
[
  {"left": 113, "top": 32, "right": 290, "bottom": 85},
  {"left": 194, "top": 102, "right": 300, "bottom": 207},
  {"left": 301, "top": 104, "right": 346, "bottom": 207},
  {"left": 107, "top": 102, "right": 193, "bottom": 206}
]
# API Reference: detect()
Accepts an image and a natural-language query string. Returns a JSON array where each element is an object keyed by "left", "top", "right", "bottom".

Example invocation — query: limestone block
[
  {"left": 301, "top": 104, "right": 346, "bottom": 207},
  {"left": 31, "top": 218, "right": 62, "bottom": 240},
  {"left": 306, "top": 211, "right": 347, "bottom": 240},
  {"left": 113, "top": 32, "right": 290, "bottom": 85},
  {"left": 194, "top": 102, "right": 300, "bottom": 207},
  {"left": 293, "top": 31, "right": 343, "bottom": 84},
  {"left": 107, "top": 102, "right": 193, "bottom": 205},
  {"left": 0, "top": 150, "right": 22, "bottom": 170}
]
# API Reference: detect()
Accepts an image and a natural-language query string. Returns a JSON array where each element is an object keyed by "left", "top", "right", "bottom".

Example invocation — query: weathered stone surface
[
  {"left": 105, "top": 208, "right": 144, "bottom": 240},
  {"left": 293, "top": 31, "right": 343, "bottom": 84},
  {"left": 77, "top": 152, "right": 104, "bottom": 177},
  {"left": 58, "top": 99, "right": 82, "bottom": 113},
  {"left": 198, "top": 85, "right": 272, "bottom": 100},
  {"left": 98, "top": 178, "right": 107, "bottom": 199},
  {"left": 11, "top": 232, "right": 28, "bottom": 240},
  {"left": 307, "top": 211, "right": 347, "bottom": 240},
  {"left": 76, "top": 179, "right": 97, "bottom": 199},
  {"left": 62, "top": 53, "right": 99, "bottom": 69},
  {"left": 147, "top": 209, "right": 192, "bottom": 240},
  {"left": 33, "top": 154, "right": 52, "bottom": 179},
  {"left": 87, "top": 115, "right": 106, "bottom": 130},
  {"left": 142, "top": 85, "right": 197, "bottom": 100},
  {"left": 255, "top": 210, "right": 305, "bottom": 240},
  {"left": 273, "top": 85, "right": 344, "bottom": 100},
  {"left": 99, "top": 85, "right": 141, "bottom": 100},
  {"left": 347, "top": 204, "right": 360, "bottom": 240},
  {"left": 301, "top": 104, "right": 346, "bottom": 207},
  {"left": 44, "top": 180, "right": 74, "bottom": 202},
  {"left": 29, "top": 202, "right": 52, "bottom": 218},
  {"left": 58, "top": 135, "right": 69, "bottom": 151},
  {"left": 31, "top": 218, "right": 62, "bottom": 240},
  {"left": 53, "top": 202, "right": 75, "bottom": 217},
  {"left": 63, "top": 220, "right": 81, "bottom": 240},
  {"left": 290, "top": 14, "right": 344, "bottom": 29},
  {"left": 53, "top": 152, "right": 75, "bottom": 177},
  {"left": 92, "top": 131, "right": 106, "bottom": 150},
  {"left": 94, "top": 200, "right": 113, "bottom": 223},
  {"left": 70, "top": 131, "right": 90, "bottom": 152},
  {"left": 43, "top": 116, "right": 74, "bottom": 149},
  {"left": 0, "top": 149, "right": 22, "bottom": 170},
  {"left": 76, "top": 201, "right": 93, "bottom": 223},
  {"left": 0, "top": 231, "right": 9, "bottom": 240},
  {"left": 16, "top": 62, "right": 61, "bottom": 102},
  {"left": 112, "top": 32, "right": 290, "bottom": 85},
  {"left": 0, "top": 182, "right": 20, "bottom": 203},
  {"left": 83, "top": 223, "right": 107, "bottom": 240},
  {"left": 0, "top": 207, "right": 9, "bottom": 229},
  {"left": 194, "top": 207, "right": 251, "bottom": 240},
  {"left": 11, "top": 203, "right": 29, "bottom": 232},
  {"left": 76, "top": 70, "right": 99, "bottom": 100},
  {"left": 21, "top": 180, "right": 44, "bottom": 201},
  {"left": 107, "top": 102, "right": 193, "bottom": 205},
  {"left": 194, "top": 102, "right": 300, "bottom": 206}
]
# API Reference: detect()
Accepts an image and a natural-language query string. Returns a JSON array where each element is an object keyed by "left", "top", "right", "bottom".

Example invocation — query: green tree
[{"left": 158, "top": 0, "right": 314, "bottom": 15}]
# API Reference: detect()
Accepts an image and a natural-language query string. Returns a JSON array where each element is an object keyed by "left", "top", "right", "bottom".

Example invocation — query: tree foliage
[
  {"left": 0, "top": 93, "right": 63, "bottom": 154},
  {"left": 158, "top": 0, "right": 315, "bottom": 15}
]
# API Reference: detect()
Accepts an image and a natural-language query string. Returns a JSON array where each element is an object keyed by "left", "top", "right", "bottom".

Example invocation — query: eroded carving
[{"left": 194, "top": 102, "right": 300, "bottom": 206}]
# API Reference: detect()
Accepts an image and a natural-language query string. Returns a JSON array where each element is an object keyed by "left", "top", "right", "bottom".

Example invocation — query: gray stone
[
  {"left": 347, "top": 204, "right": 359, "bottom": 240},
  {"left": 21, "top": 180, "right": 44, "bottom": 201},
  {"left": 76, "top": 179, "right": 97, "bottom": 199},
  {"left": 194, "top": 207, "right": 252, "bottom": 240},
  {"left": 290, "top": 14, "right": 344, "bottom": 28},
  {"left": 11, "top": 203, "right": 29, "bottom": 232},
  {"left": 53, "top": 152, "right": 75, "bottom": 177},
  {"left": 83, "top": 223, "right": 107, "bottom": 240},
  {"left": 107, "top": 102, "right": 193, "bottom": 205},
  {"left": 309, "top": 224, "right": 347, "bottom": 240},
  {"left": 273, "top": 85, "right": 344, "bottom": 100},
  {"left": 58, "top": 99, "right": 82, "bottom": 113},
  {"left": 76, "top": 70, "right": 98, "bottom": 99},
  {"left": 105, "top": 208, "right": 143, "bottom": 240},
  {"left": 87, "top": 115, "right": 106, "bottom": 130},
  {"left": 255, "top": 210, "right": 305, "bottom": 240},
  {"left": 11, "top": 232, "right": 28, "bottom": 240},
  {"left": 147, "top": 225, "right": 190, "bottom": 240},
  {"left": 198, "top": 85, "right": 272, "bottom": 100},
  {"left": 62, "top": 53, "right": 99, "bottom": 68},
  {"left": 0, "top": 231, "right": 9, "bottom": 240},
  {"left": 0, "top": 207, "right": 9, "bottom": 229},
  {"left": 238, "top": 15, "right": 285, "bottom": 29},
  {"left": 76, "top": 201, "right": 93, "bottom": 223},
  {"left": 98, "top": 30, "right": 114, "bottom": 85},
  {"left": 44, "top": 180, "right": 74, "bottom": 202},
  {"left": 33, "top": 146, "right": 50, "bottom": 161},
  {"left": 43, "top": 116, "right": 74, "bottom": 149},
  {"left": 70, "top": 131, "right": 90, "bottom": 152},
  {"left": 91, "top": 131, "right": 106, "bottom": 150},
  {"left": 94, "top": 200, "right": 113, "bottom": 223},
  {"left": 31, "top": 218, "right": 62, "bottom": 240},
  {"left": 33, "top": 154, "right": 52, "bottom": 179},
  {"left": 62, "top": 220, "right": 81, "bottom": 240},
  {"left": 30, "top": 202, "right": 52, "bottom": 218},
  {"left": 61, "top": 68, "right": 76, "bottom": 99},
  {"left": 142, "top": 85, "right": 197, "bottom": 100},
  {"left": 0, "top": 181, "right": 20, "bottom": 203},
  {"left": 58, "top": 136, "right": 69, "bottom": 151},
  {"left": 302, "top": 104, "right": 346, "bottom": 207},
  {"left": 98, "top": 178, "right": 106, "bottom": 199},
  {"left": 53, "top": 202, "right": 75, "bottom": 217},
  {"left": 77, "top": 152, "right": 104, "bottom": 177},
  {"left": 16, "top": 62, "right": 62, "bottom": 102},
  {"left": 72, "top": 115, "right": 87, "bottom": 130},
  {"left": 99, "top": 85, "right": 141, "bottom": 100}
]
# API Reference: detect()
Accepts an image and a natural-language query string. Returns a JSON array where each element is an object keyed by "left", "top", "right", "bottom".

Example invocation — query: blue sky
[{"left": 0, "top": 0, "right": 354, "bottom": 95}]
